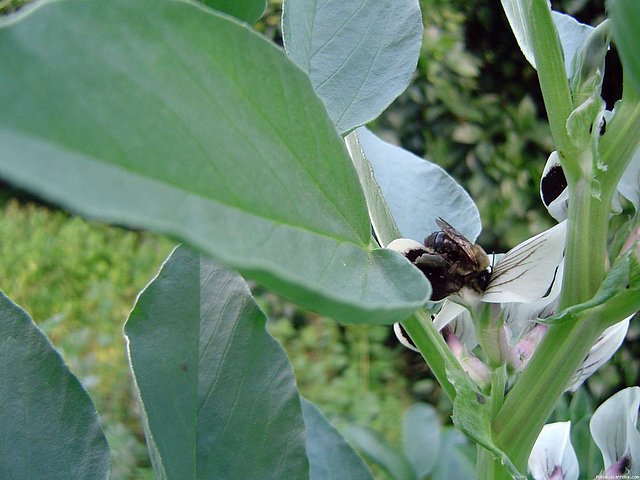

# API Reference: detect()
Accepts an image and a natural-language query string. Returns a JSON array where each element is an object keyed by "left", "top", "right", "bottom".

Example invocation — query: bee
[{"left": 397, "top": 218, "right": 491, "bottom": 301}]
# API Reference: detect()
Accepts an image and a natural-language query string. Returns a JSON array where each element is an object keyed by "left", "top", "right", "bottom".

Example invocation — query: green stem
[
  {"left": 476, "top": 365, "right": 509, "bottom": 479},
  {"left": 528, "top": 0, "right": 581, "bottom": 182},
  {"left": 476, "top": 447, "right": 510, "bottom": 480},
  {"left": 490, "top": 365, "right": 507, "bottom": 418},
  {"left": 489, "top": 105, "right": 640, "bottom": 478},
  {"left": 560, "top": 97, "right": 640, "bottom": 309},
  {"left": 491, "top": 169, "right": 611, "bottom": 470},
  {"left": 401, "top": 311, "right": 463, "bottom": 401},
  {"left": 560, "top": 178, "right": 611, "bottom": 308},
  {"left": 485, "top": 3, "right": 640, "bottom": 476},
  {"left": 493, "top": 315, "right": 602, "bottom": 469},
  {"left": 487, "top": 4, "right": 640, "bottom": 469}
]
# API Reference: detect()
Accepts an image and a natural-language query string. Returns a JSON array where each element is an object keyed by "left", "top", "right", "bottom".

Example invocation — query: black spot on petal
[{"left": 541, "top": 165, "right": 567, "bottom": 206}]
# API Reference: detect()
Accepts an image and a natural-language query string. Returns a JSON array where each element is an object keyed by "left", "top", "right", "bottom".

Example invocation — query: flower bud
[
  {"left": 443, "top": 327, "right": 490, "bottom": 389},
  {"left": 509, "top": 323, "right": 548, "bottom": 372}
]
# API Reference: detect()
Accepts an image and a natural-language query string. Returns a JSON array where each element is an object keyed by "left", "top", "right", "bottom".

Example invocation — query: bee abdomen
[{"left": 424, "top": 231, "right": 458, "bottom": 254}]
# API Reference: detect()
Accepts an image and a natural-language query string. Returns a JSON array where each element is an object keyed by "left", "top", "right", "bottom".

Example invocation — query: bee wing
[
  {"left": 435, "top": 217, "right": 478, "bottom": 264},
  {"left": 482, "top": 221, "right": 567, "bottom": 303}
]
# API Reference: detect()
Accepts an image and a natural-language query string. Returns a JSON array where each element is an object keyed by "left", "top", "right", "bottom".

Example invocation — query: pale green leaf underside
[
  {"left": 301, "top": 399, "right": 374, "bottom": 480},
  {"left": 356, "top": 127, "right": 481, "bottom": 243},
  {"left": 345, "top": 131, "right": 401, "bottom": 247},
  {"left": 0, "top": 0, "right": 430, "bottom": 324},
  {"left": 402, "top": 403, "right": 441, "bottom": 478},
  {"left": 0, "top": 292, "right": 110, "bottom": 480},
  {"left": 282, "top": 0, "right": 423, "bottom": 134},
  {"left": 343, "top": 424, "right": 418, "bottom": 480},
  {"left": 501, "top": 0, "right": 593, "bottom": 77},
  {"left": 126, "top": 246, "right": 309, "bottom": 479}
]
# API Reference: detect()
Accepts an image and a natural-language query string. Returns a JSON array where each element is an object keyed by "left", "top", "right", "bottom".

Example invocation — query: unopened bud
[
  {"left": 621, "top": 225, "right": 640, "bottom": 261},
  {"left": 444, "top": 327, "right": 490, "bottom": 388},
  {"left": 498, "top": 324, "right": 512, "bottom": 365},
  {"left": 510, "top": 323, "right": 548, "bottom": 372}
]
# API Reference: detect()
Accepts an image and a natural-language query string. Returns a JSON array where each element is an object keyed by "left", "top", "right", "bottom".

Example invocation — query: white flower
[
  {"left": 481, "top": 221, "right": 566, "bottom": 304},
  {"left": 390, "top": 222, "right": 568, "bottom": 386},
  {"left": 567, "top": 316, "right": 631, "bottom": 392},
  {"left": 590, "top": 386, "right": 640, "bottom": 475},
  {"left": 432, "top": 221, "right": 567, "bottom": 352},
  {"left": 528, "top": 421, "right": 579, "bottom": 480},
  {"left": 391, "top": 219, "right": 631, "bottom": 391}
]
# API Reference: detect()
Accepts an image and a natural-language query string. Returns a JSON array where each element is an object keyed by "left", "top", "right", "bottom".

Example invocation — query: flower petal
[
  {"left": 590, "top": 386, "right": 640, "bottom": 475},
  {"left": 567, "top": 316, "right": 630, "bottom": 392},
  {"left": 501, "top": 261, "right": 563, "bottom": 340},
  {"left": 528, "top": 421, "right": 579, "bottom": 480},
  {"left": 482, "top": 221, "right": 567, "bottom": 304},
  {"left": 393, "top": 322, "right": 419, "bottom": 352},
  {"left": 386, "top": 238, "right": 426, "bottom": 255},
  {"left": 430, "top": 300, "right": 479, "bottom": 351},
  {"left": 616, "top": 126, "right": 640, "bottom": 210},
  {"left": 432, "top": 300, "right": 467, "bottom": 331},
  {"left": 540, "top": 152, "right": 569, "bottom": 222}
]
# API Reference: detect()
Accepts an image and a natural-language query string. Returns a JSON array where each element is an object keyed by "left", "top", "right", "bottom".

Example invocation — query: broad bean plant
[{"left": 0, "top": 0, "right": 639, "bottom": 479}]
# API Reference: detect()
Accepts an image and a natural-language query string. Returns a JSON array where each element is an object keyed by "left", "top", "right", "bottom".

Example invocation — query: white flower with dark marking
[
  {"left": 590, "top": 386, "right": 640, "bottom": 476},
  {"left": 389, "top": 221, "right": 567, "bottom": 381},
  {"left": 428, "top": 221, "right": 567, "bottom": 353},
  {"left": 567, "top": 316, "right": 631, "bottom": 392},
  {"left": 528, "top": 421, "right": 579, "bottom": 480}
]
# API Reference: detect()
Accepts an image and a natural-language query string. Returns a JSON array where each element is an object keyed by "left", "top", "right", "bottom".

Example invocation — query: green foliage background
[{"left": 0, "top": 0, "right": 637, "bottom": 478}]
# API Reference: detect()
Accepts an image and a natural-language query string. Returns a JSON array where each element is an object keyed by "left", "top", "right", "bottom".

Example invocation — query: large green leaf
[
  {"left": 355, "top": 127, "right": 481, "bottom": 243},
  {"left": 201, "top": 0, "right": 265, "bottom": 24},
  {"left": 343, "top": 424, "right": 417, "bottom": 480},
  {"left": 429, "top": 430, "right": 476, "bottom": 478},
  {"left": 301, "top": 399, "right": 373, "bottom": 480},
  {"left": 449, "top": 368, "right": 525, "bottom": 480},
  {"left": 609, "top": 0, "right": 640, "bottom": 95},
  {"left": 345, "top": 130, "right": 401, "bottom": 247},
  {"left": 282, "top": 0, "right": 422, "bottom": 134},
  {"left": 0, "top": 291, "right": 110, "bottom": 480},
  {"left": 0, "top": 0, "right": 430, "bottom": 324},
  {"left": 125, "top": 246, "right": 309, "bottom": 479},
  {"left": 402, "top": 403, "right": 441, "bottom": 478}
]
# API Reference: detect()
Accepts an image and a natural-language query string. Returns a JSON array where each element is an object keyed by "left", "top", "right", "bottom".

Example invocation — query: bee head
[{"left": 468, "top": 268, "right": 492, "bottom": 294}]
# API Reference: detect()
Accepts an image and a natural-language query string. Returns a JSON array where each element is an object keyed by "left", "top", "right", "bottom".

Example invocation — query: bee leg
[
  {"left": 414, "top": 253, "right": 447, "bottom": 269},
  {"left": 447, "top": 260, "right": 461, "bottom": 275}
]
